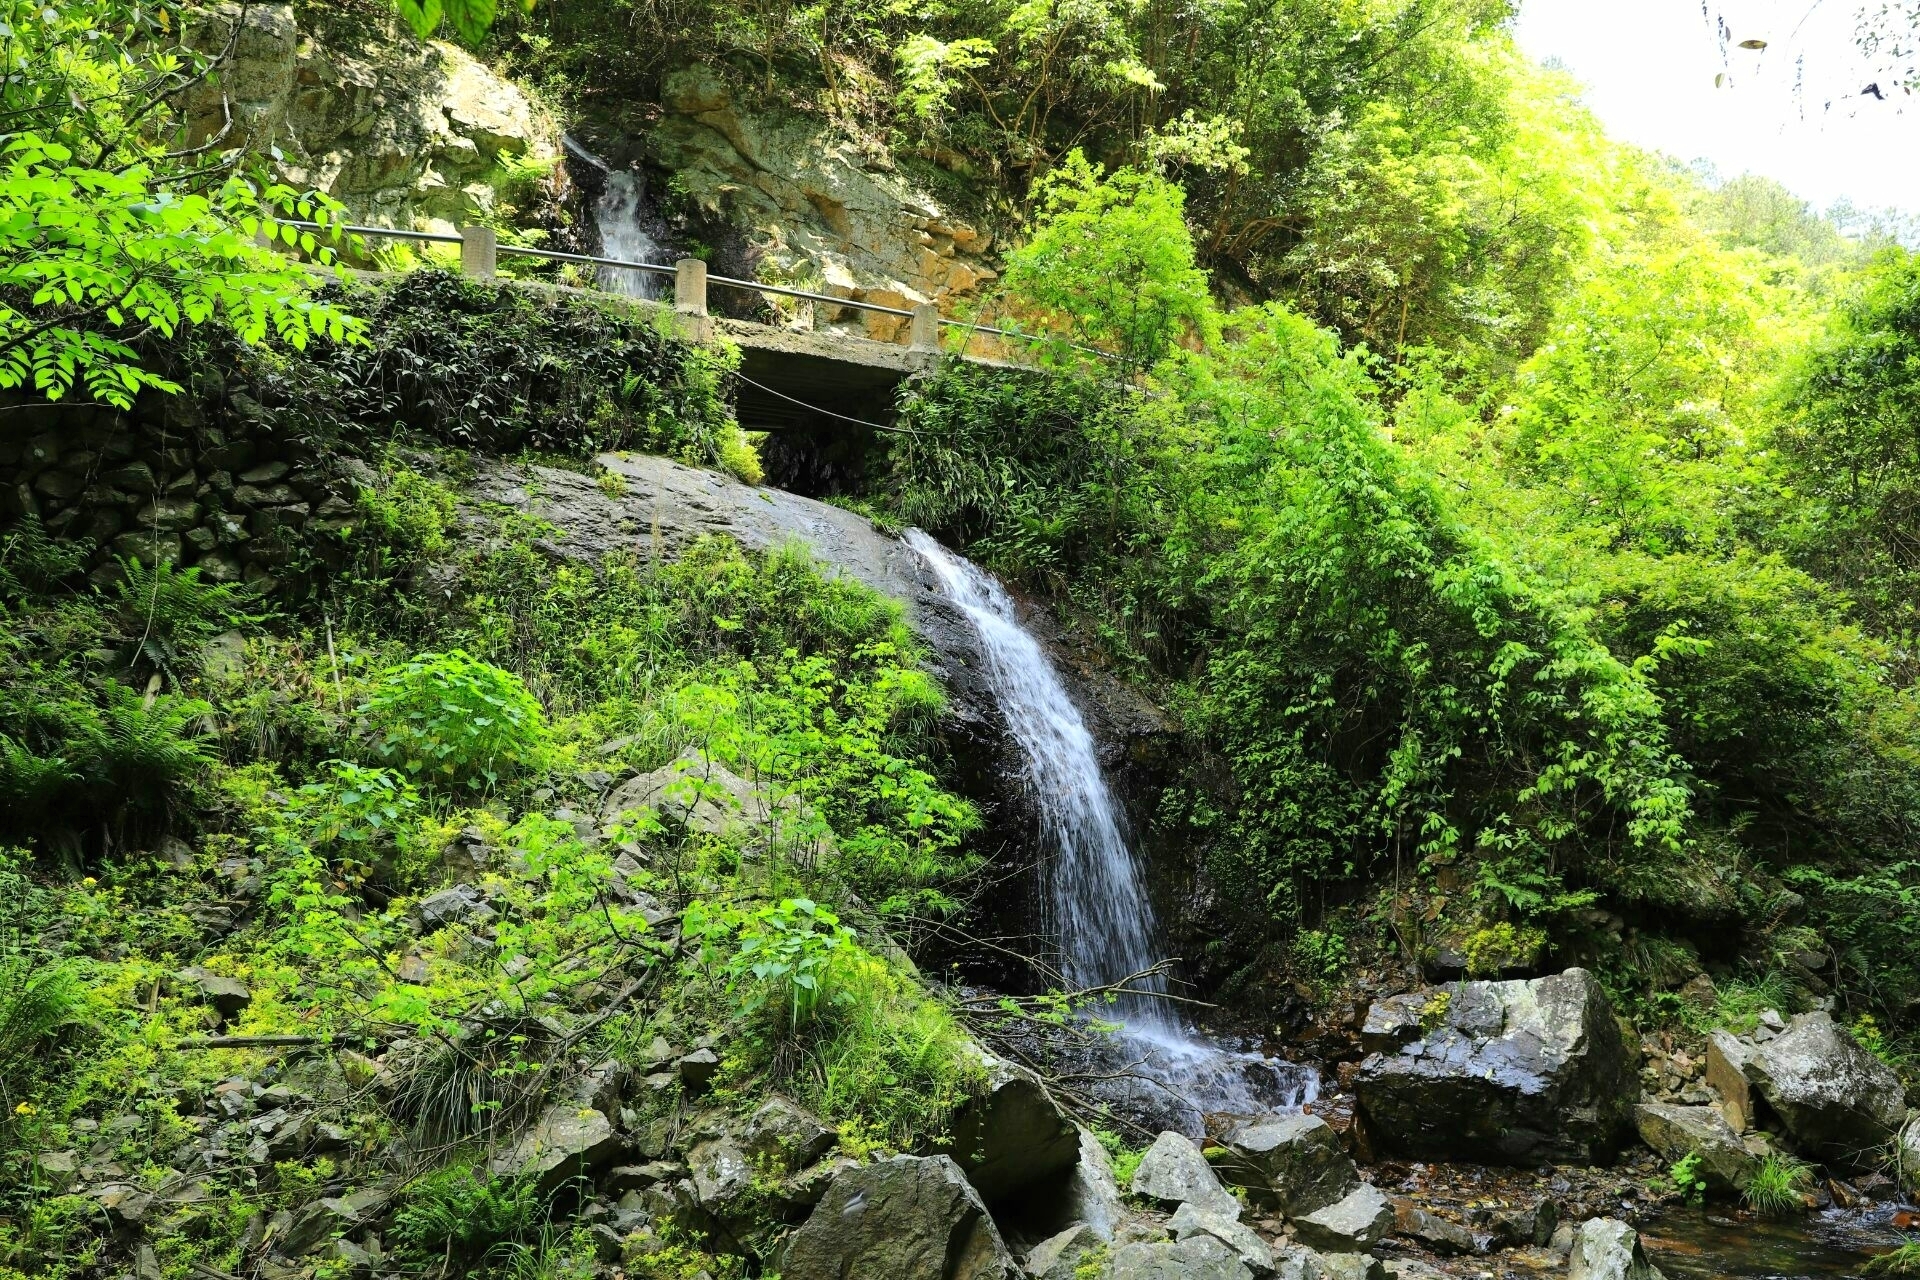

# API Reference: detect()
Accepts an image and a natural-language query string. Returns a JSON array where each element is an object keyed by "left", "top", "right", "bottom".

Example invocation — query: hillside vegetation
[{"left": 5, "top": 0, "right": 1920, "bottom": 1276}]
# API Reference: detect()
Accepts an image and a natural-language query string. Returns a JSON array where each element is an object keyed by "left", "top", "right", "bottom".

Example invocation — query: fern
[
  {"left": 0, "top": 734, "right": 81, "bottom": 820},
  {"left": 0, "top": 516, "right": 91, "bottom": 602},
  {"left": 74, "top": 683, "right": 214, "bottom": 811},
  {"left": 110, "top": 557, "right": 261, "bottom": 680}
]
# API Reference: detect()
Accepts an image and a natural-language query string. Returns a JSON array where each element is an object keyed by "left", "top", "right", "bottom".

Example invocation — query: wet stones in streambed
[{"left": 1353, "top": 968, "right": 1637, "bottom": 1165}]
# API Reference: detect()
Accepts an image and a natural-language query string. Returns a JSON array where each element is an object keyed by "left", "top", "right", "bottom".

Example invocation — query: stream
[{"left": 1642, "top": 1204, "right": 1909, "bottom": 1278}]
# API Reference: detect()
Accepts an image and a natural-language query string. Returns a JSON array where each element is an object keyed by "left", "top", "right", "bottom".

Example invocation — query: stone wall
[{"left": 0, "top": 387, "right": 362, "bottom": 592}]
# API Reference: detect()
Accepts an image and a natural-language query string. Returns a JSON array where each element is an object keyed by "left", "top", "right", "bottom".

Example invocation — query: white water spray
[
  {"left": 905, "top": 530, "right": 1316, "bottom": 1127},
  {"left": 594, "top": 171, "right": 664, "bottom": 300}
]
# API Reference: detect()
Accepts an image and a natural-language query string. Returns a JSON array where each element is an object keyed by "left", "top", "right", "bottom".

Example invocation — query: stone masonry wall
[{"left": 0, "top": 385, "right": 363, "bottom": 592}]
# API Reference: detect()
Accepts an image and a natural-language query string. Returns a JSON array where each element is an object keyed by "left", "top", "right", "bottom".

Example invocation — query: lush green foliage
[
  {"left": 361, "top": 650, "right": 551, "bottom": 791},
  {"left": 0, "top": 0, "right": 360, "bottom": 406}
]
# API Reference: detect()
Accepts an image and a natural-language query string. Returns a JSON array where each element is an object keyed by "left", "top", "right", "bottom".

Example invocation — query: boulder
[
  {"left": 278, "top": 1187, "right": 391, "bottom": 1257},
  {"left": 1058, "top": 1126, "right": 1127, "bottom": 1242},
  {"left": 1358, "top": 994, "right": 1430, "bottom": 1054},
  {"left": 1273, "top": 1244, "right": 1335, "bottom": 1280},
  {"left": 1483, "top": 1198, "right": 1557, "bottom": 1249},
  {"left": 415, "top": 883, "right": 497, "bottom": 930},
  {"left": 1293, "top": 1184, "right": 1393, "bottom": 1253},
  {"left": 174, "top": 966, "right": 252, "bottom": 1019},
  {"left": 780, "top": 1154, "right": 1015, "bottom": 1280},
  {"left": 1106, "top": 1233, "right": 1253, "bottom": 1280},
  {"left": 1170, "top": 1201, "right": 1277, "bottom": 1276},
  {"left": 1633, "top": 1103, "right": 1758, "bottom": 1194},
  {"left": 742, "top": 1095, "right": 837, "bottom": 1171},
  {"left": 1352, "top": 969, "right": 1636, "bottom": 1164},
  {"left": 944, "top": 1058, "right": 1080, "bottom": 1201},
  {"left": 1390, "top": 1201, "right": 1475, "bottom": 1255},
  {"left": 1131, "top": 1131, "right": 1241, "bottom": 1219},
  {"left": 676, "top": 1047, "right": 721, "bottom": 1093},
  {"left": 1704, "top": 1031, "right": 1754, "bottom": 1131},
  {"left": 1218, "top": 1114, "right": 1360, "bottom": 1216},
  {"left": 1315, "top": 1255, "right": 1385, "bottom": 1280},
  {"left": 1743, "top": 1012, "right": 1907, "bottom": 1169},
  {"left": 600, "top": 751, "right": 778, "bottom": 840},
  {"left": 1025, "top": 1223, "right": 1100, "bottom": 1280},
  {"left": 687, "top": 1135, "right": 753, "bottom": 1219},
  {"left": 1567, "top": 1218, "right": 1665, "bottom": 1280},
  {"left": 1899, "top": 1114, "right": 1920, "bottom": 1192},
  {"left": 490, "top": 1105, "right": 621, "bottom": 1196}
]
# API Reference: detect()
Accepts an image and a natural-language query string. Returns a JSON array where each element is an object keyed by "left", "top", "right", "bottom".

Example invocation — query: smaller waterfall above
[
  {"left": 906, "top": 530, "right": 1317, "bottom": 1132},
  {"left": 594, "top": 171, "right": 664, "bottom": 300}
]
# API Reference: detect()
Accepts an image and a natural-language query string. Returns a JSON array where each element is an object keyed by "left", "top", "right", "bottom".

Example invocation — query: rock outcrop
[
  {"left": 184, "top": 3, "right": 557, "bottom": 230},
  {"left": 779, "top": 1155, "right": 1016, "bottom": 1280},
  {"left": 1353, "top": 968, "right": 1637, "bottom": 1163},
  {"left": 652, "top": 67, "right": 997, "bottom": 342}
]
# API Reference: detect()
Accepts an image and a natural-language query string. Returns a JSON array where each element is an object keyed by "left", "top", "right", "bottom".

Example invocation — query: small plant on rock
[
  {"left": 361, "top": 649, "right": 550, "bottom": 791},
  {"left": 1743, "top": 1152, "right": 1813, "bottom": 1217},
  {"left": 1668, "top": 1151, "right": 1707, "bottom": 1204}
]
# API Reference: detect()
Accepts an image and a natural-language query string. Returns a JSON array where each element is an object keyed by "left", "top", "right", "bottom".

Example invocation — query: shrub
[
  {"left": 361, "top": 650, "right": 550, "bottom": 790},
  {"left": 689, "top": 897, "right": 856, "bottom": 1032}
]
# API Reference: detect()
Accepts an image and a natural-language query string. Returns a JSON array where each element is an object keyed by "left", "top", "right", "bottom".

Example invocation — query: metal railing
[{"left": 277, "top": 220, "right": 1055, "bottom": 357}]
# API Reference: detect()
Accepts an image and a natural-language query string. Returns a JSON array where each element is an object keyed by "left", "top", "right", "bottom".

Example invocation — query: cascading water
[
  {"left": 905, "top": 529, "right": 1317, "bottom": 1131},
  {"left": 594, "top": 171, "right": 664, "bottom": 300}
]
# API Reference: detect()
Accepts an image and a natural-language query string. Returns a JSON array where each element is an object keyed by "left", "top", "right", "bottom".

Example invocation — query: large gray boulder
[
  {"left": 1633, "top": 1103, "right": 1758, "bottom": 1195},
  {"left": 1704, "top": 1030, "right": 1755, "bottom": 1131},
  {"left": 490, "top": 1105, "right": 621, "bottom": 1196},
  {"left": 1293, "top": 1185, "right": 1393, "bottom": 1253},
  {"left": 1025, "top": 1223, "right": 1101, "bottom": 1280},
  {"left": 1131, "top": 1131, "right": 1241, "bottom": 1219},
  {"left": 780, "top": 1154, "right": 1015, "bottom": 1280},
  {"left": 1218, "top": 1114, "right": 1359, "bottom": 1216},
  {"left": 1106, "top": 1233, "right": 1254, "bottom": 1280},
  {"left": 1567, "top": 1219, "right": 1665, "bottom": 1280},
  {"left": 1743, "top": 1012, "right": 1907, "bottom": 1169},
  {"left": 1352, "top": 969, "right": 1636, "bottom": 1163},
  {"left": 1900, "top": 1114, "right": 1920, "bottom": 1192},
  {"left": 943, "top": 1058, "right": 1081, "bottom": 1201}
]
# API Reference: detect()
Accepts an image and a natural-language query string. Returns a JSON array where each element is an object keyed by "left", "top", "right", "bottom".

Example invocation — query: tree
[
  {"left": 0, "top": 0, "right": 360, "bottom": 406},
  {"left": 1774, "top": 248, "right": 1920, "bottom": 632},
  {"left": 1001, "top": 152, "right": 1217, "bottom": 377}
]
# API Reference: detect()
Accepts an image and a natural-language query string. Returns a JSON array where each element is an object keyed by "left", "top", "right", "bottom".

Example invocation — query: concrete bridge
[{"left": 327, "top": 222, "right": 1018, "bottom": 437}]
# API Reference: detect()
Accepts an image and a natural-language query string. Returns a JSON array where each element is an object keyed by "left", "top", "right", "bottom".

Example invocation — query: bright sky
[{"left": 1513, "top": 0, "right": 1920, "bottom": 216}]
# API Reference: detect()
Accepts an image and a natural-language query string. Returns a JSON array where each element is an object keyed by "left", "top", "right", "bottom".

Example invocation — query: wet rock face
[
  {"left": 1741, "top": 1011, "right": 1907, "bottom": 1169},
  {"left": 779, "top": 1154, "right": 1016, "bottom": 1280},
  {"left": 1352, "top": 968, "right": 1636, "bottom": 1164}
]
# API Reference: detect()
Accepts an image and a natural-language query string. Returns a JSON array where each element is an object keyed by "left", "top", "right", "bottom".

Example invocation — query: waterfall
[
  {"left": 594, "top": 171, "right": 664, "bottom": 300},
  {"left": 905, "top": 530, "right": 1317, "bottom": 1128}
]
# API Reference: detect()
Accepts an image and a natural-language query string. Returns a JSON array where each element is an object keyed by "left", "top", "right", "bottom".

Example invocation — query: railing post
[
  {"left": 675, "top": 258, "right": 710, "bottom": 340},
  {"left": 460, "top": 226, "right": 498, "bottom": 281},
  {"left": 909, "top": 302, "right": 941, "bottom": 356}
]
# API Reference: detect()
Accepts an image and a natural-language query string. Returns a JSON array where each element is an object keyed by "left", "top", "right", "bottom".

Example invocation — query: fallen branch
[{"left": 180, "top": 1034, "right": 322, "bottom": 1049}]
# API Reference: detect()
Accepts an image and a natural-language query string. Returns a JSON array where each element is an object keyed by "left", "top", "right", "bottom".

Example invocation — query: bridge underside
[{"left": 719, "top": 320, "right": 933, "bottom": 434}]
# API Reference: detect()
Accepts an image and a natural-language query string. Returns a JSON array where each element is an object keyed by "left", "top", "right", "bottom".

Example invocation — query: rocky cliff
[{"left": 185, "top": 2, "right": 558, "bottom": 232}]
